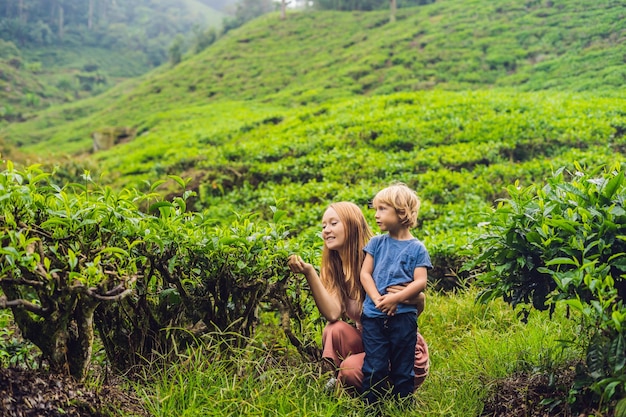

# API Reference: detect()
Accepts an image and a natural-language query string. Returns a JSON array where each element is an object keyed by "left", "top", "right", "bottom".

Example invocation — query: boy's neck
[{"left": 387, "top": 227, "right": 413, "bottom": 240}]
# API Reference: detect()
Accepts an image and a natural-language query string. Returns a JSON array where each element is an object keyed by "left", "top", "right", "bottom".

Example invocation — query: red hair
[{"left": 320, "top": 202, "right": 373, "bottom": 308}]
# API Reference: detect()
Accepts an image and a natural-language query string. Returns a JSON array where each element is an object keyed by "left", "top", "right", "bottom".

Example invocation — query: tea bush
[{"left": 470, "top": 162, "right": 626, "bottom": 411}]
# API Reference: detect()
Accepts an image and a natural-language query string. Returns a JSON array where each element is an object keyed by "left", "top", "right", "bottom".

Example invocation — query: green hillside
[
  {"left": 3, "top": 0, "right": 625, "bottom": 152},
  {"left": 2, "top": 0, "right": 626, "bottom": 253},
  {"left": 0, "top": 46, "right": 153, "bottom": 127}
]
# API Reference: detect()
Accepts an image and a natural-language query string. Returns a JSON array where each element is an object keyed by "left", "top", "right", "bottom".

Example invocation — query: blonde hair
[
  {"left": 372, "top": 182, "right": 421, "bottom": 228},
  {"left": 320, "top": 202, "right": 373, "bottom": 307}
]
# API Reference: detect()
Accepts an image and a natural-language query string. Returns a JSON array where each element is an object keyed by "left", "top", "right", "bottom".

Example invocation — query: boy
[{"left": 360, "top": 182, "right": 432, "bottom": 404}]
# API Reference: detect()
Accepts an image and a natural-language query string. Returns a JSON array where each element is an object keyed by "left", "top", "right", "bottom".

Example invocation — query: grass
[
  {"left": 0, "top": 309, "right": 39, "bottom": 369},
  {"left": 131, "top": 288, "right": 580, "bottom": 417},
  {"left": 0, "top": 286, "right": 582, "bottom": 416}
]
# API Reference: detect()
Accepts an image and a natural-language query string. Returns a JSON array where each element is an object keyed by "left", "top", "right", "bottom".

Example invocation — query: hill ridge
[{"left": 2, "top": 0, "right": 626, "bottom": 155}]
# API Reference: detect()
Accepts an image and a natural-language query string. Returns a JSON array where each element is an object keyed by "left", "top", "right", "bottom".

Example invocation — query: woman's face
[{"left": 321, "top": 207, "right": 346, "bottom": 251}]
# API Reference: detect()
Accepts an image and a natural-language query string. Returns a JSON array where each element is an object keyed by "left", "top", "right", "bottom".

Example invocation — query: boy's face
[{"left": 373, "top": 202, "right": 400, "bottom": 232}]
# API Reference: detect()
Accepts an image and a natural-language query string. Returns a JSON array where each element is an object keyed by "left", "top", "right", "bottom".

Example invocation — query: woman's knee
[
  {"left": 413, "top": 332, "right": 430, "bottom": 390},
  {"left": 323, "top": 321, "right": 350, "bottom": 340},
  {"left": 337, "top": 353, "right": 364, "bottom": 393}
]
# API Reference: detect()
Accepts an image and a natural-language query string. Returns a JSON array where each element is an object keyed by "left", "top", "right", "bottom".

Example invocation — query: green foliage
[
  {"left": 7, "top": 90, "right": 622, "bottom": 294},
  {"left": 0, "top": 39, "right": 20, "bottom": 59},
  {"left": 21, "top": 93, "right": 40, "bottom": 107},
  {"left": 78, "top": 91, "right": 622, "bottom": 284},
  {"left": 23, "top": 61, "right": 41, "bottom": 73},
  {"left": 99, "top": 0, "right": 623, "bottom": 108},
  {"left": 5, "top": 0, "right": 626, "bottom": 149},
  {"left": 139, "top": 339, "right": 356, "bottom": 417},
  {"left": 2, "top": 0, "right": 626, "bottom": 411},
  {"left": 470, "top": 163, "right": 626, "bottom": 410},
  {"left": 75, "top": 71, "right": 107, "bottom": 92},
  {"left": 0, "top": 310, "right": 38, "bottom": 369},
  {"left": 0, "top": 160, "right": 147, "bottom": 378},
  {"left": 191, "top": 26, "right": 217, "bottom": 54},
  {"left": 222, "top": 0, "right": 275, "bottom": 34},
  {"left": 96, "top": 191, "right": 322, "bottom": 370},
  {"left": 315, "top": 0, "right": 434, "bottom": 11},
  {"left": 0, "top": 0, "right": 226, "bottom": 120},
  {"left": 1, "top": 159, "right": 320, "bottom": 376},
  {"left": 0, "top": 0, "right": 224, "bottom": 48}
]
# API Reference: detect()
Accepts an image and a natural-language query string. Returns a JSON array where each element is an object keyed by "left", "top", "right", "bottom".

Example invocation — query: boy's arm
[
  {"left": 377, "top": 266, "right": 428, "bottom": 315},
  {"left": 360, "top": 253, "right": 381, "bottom": 304},
  {"left": 399, "top": 266, "right": 428, "bottom": 300},
  {"left": 387, "top": 285, "right": 424, "bottom": 304}
]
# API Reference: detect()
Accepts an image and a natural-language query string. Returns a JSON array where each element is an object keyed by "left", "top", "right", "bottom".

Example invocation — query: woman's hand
[
  {"left": 386, "top": 284, "right": 425, "bottom": 316},
  {"left": 288, "top": 254, "right": 342, "bottom": 322},
  {"left": 288, "top": 254, "right": 314, "bottom": 275}
]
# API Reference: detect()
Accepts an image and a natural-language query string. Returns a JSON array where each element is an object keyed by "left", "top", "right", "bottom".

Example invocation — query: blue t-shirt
[{"left": 362, "top": 234, "right": 432, "bottom": 318}]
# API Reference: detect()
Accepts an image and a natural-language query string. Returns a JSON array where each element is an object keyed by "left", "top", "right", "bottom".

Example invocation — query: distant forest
[
  {"left": 1, "top": 0, "right": 436, "bottom": 47},
  {"left": 0, "top": 0, "right": 229, "bottom": 43},
  {"left": 0, "top": 0, "right": 437, "bottom": 84},
  {"left": 0, "top": 0, "right": 237, "bottom": 69},
  {"left": 315, "top": 0, "right": 434, "bottom": 11}
]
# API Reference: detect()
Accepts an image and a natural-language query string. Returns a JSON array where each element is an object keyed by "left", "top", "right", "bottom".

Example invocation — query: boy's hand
[{"left": 375, "top": 293, "right": 400, "bottom": 316}]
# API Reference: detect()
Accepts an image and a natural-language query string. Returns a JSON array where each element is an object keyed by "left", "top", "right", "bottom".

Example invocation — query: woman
[{"left": 287, "top": 202, "right": 429, "bottom": 393}]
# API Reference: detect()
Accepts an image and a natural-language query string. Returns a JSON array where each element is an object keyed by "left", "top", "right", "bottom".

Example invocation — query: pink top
[{"left": 344, "top": 298, "right": 362, "bottom": 329}]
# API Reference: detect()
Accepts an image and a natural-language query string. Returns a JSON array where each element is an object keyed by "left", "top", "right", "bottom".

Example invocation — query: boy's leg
[
  {"left": 360, "top": 316, "right": 390, "bottom": 404},
  {"left": 388, "top": 312, "right": 418, "bottom": 399}
]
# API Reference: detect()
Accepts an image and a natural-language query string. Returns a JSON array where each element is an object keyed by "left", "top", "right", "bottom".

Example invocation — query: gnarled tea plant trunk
[{"left": 2, "top": 285, "right": 99, "bottom": 381}]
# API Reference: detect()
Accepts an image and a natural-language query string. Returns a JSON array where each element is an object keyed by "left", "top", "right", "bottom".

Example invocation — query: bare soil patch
[
  {"left": 481, "top": 366, "right": 611, "bottom": 417},
  {"left": 0, "top": 367, "right": 149, "bottom": 417}
]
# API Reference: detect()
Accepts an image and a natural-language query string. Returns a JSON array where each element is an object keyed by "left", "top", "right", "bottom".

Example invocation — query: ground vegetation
[{"left": 1, "top": 0, "right": 626, "bottom": 416}]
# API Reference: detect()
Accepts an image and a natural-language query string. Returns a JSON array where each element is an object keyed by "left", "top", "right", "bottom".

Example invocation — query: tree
[
  {"left": 56, "top": 0, "right": 64, "bottom": 39},
  {"left": 0, "top": 163, "right": 140, "bottom": 380},
  {"left": 168, "top": 34, "right": 184, "bottom": 66},
  {"left": 18, "top": 0, "right": 25, "bottom": 22},
  {"left": 88, "top": 0, "right": 95, "bottom": 29},
  {"left": 222, "top": 0, "right": 275, "bottom": 33},
  {"left": 1, "top": 159, "right": 322, "bottom": 379},
  {"left": 192, "top": 25, "right": 217, "bottom": 53}
]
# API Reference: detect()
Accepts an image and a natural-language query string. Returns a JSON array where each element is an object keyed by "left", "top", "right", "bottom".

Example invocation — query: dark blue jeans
[{"left": 360, "top": 312, "right": 417, "bottom": 404}]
